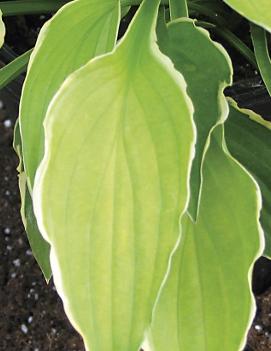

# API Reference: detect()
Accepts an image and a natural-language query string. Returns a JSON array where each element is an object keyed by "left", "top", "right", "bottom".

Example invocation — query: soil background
[{"left": 1, "top": 8, "right": 271, "bottom": 351}]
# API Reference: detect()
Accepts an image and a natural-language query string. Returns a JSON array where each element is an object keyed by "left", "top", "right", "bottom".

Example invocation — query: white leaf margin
[{"left": 32, "top": 0, "right": 197, "bottom": 348}]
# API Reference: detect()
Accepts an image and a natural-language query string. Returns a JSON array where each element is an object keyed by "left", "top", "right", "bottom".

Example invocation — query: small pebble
[
  {"left": 11, "top": 272, "right": 16, "bottom": 278},
  {"left": 21, "top": 324, "right": 28, "bottom": 334},
  {"left": 26, "top": 249, "right": 33, "bottom": 256},
  {"left": 28, "top": 316, "right": 33, "bottom": 324},
  {"left": 5, "top": 190, "right": 11, "bottom": 196},
  {"left": 255, "top": 324, "right": 263, "bottom": 332},
  {"left": 13, "top": 259, "right": 21, "bottom": 267},
  {"left": 34, "top": 293, "right": 39, "bottom": 301},
  {"left": 3, "top": 119, "right": 12, "bottom": 128},
  {"left": 6, "top": 245, "right": 12, "bottom": 251},
  {"left": 4, "top": 227, "right": 11, "bottom": 235}
]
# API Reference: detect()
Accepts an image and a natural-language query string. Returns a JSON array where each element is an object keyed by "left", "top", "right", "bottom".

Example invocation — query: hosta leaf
[
  {"left": 251, "top": 24, "right": 271, "bottom": 96},
  {"left": 33, "top": 0, "right": 196, "bottom": 349},
  {"left": 223, "top": 0, "right": 271, "bottom": 32},
  {"left": 19, "top": 0, "right": 120, "bottom": 191},
  {"left": 225, "top": 98, "right": 271, "bottom": 257},
  {"left": 0, "top": 9, "right": 5, "bottom": 47},
  {"left": 149, "top": 126, "right": 263, "bottom": 351},
  {"left": 13, "top": 122, "right": 51, "bottom": 280},
  {"left": 157, "top": 18, "right": 232, "bottom": 219}
]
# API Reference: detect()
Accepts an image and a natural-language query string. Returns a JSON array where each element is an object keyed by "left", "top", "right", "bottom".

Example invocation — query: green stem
[
  {"left": 0, "top": 1, "right": 67, "bottom": 16},
  {"left": 169, "top": 0, "right": 188, "bottom": 19},
  {"left": 123, "top": 0, "right": 160, "bottom": 47},
  {"left": 0, "top": 49, "right": 32, "bottom": 89},
  {"left": 0, "top": 0, "right": 170, "bottom": 16}
]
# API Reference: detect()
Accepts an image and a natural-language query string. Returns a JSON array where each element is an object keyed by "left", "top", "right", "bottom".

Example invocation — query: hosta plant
[{"left": 1, "top": 0, "right": 271, "bottom": 350}]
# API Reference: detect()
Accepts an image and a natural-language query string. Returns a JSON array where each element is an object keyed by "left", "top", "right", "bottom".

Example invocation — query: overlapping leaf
[
  {"left": 13, "top": 122, "right": 51, "bottom": 280},
  {"left": 225, "top": 98, "right": 271, "bottom": 257},
  {"left": 33, "top": 0, "right": 196, "bottom": 349},
  {"left": 149, "top": 126, "right": 263, "bottom": 351},
  {"left": 157, "top": 17, "right": 232, "bottom": 219},
  {"left": 0, "top": 9, "right": 5, "bottom": 47},
  {"left": 223, "top": 0, "right": 271, "bottom": 32},
  {"left": 19, "top": 0, "right": 120, "bottom": 190}
]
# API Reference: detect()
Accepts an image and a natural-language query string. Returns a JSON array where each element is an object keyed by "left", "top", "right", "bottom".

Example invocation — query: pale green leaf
[
  {"left": 251, "top": 24, "right": 271, "bottom": 96},
  {"left": 149, "top": 126, "right": 263, "bottom": 351},
  {"left": 13, "top": 122, "right": 51, "bottom": 281},
  {"left": 19, "top": 0, "right": 120, "bottom": 191},
  {"left": 225, "top": 98, "right": 271, "bottom": 257},
  {"left": 0, "top": 9, "right": 5, "bottom": 48},
  {"left": 223, "top": 0, "right": 271, "bottom": 32},
  {"left": 157, "top": 18, "right": 232, "bottom": 219},
  {"left": 33, "top": 0, "right": 196, "bottom": 349}
]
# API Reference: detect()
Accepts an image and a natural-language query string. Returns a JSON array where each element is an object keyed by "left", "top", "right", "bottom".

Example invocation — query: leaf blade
[
  {"left": 223, "top": 0, "right": 271, "bottom": 32},
  {"left": 0, "top": 9, "right": 5, "bottom": 48},
  {"left": 19, "top": 0, "right": 120, "bottom": 190},
  {"left": 157, "top": 18, "right": 232, "bottom": 219},
  {"left": 13, "top": 121, "right": 51, "bottom": 280},
  {"left": 149, "top": 126, "right": 263, "bottom": 351},
  {"left": 225, "top": 98, "right": 271, "bottom": 257},
  {"left": 33, "top": 0, "right": 196, "bottom": 349}
]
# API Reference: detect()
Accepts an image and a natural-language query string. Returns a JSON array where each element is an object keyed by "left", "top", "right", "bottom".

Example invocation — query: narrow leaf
[
  {"left": 19, "top": 0, "right": 120, "bottom": 190},
  {"left": 223, "top": 0, "right": 271, "bottom": 32},
  {"left": 0, "top": 49, "right": 32, "bottom": 89},
  {"left": 251, "top": 24, "right": 271, "bottom": 96},
  {"left": 13, "top": 122, "right": 51, "bottom": 280},
  {"left": 149, "top": 126, "right": 263, "bottom": 351},
  {"left": 225, "top": 98, "right": 271, "bottom": 257},
  {"left": 33, "top": 0, "right": 196, "bottom": 350},
  {"left": 0, "top": 9, "right": 5, "bottom": 47},
  {"left": 157, "top": 18, "right": 232, "bottom": 219}
]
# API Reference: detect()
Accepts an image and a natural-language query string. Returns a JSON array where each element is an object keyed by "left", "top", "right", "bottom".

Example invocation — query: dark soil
[{"left": 0, "top": 91, "right": 84, "bottom": 351}]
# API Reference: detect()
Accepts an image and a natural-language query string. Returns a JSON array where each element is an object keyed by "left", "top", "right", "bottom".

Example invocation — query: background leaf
[
  {"left": 13, "top": 122, "right": 51, "bottom": 280},
  {"left": 157, "top": 18, "right": 232, "bottom": 219},
  {"left": 149, "top": 126, "right": 263, "bottom": 351},
  {"left": 0, "top": 49, "right": 32, "bottom": 89},
  {"left": 19, "top": 0, "right": 120, "bottom": 190},
  {"left": 225, "top": 98, "right": 271, "bottom": 257},
  {"left": 33, "top": 0, "right": 196, "bottom": 349},
  {"left": 223, "top": 0, "right": 271, "bottom": 32},
  {"left": 251, "top": 24, "right": 271, "bottom": 96}
]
